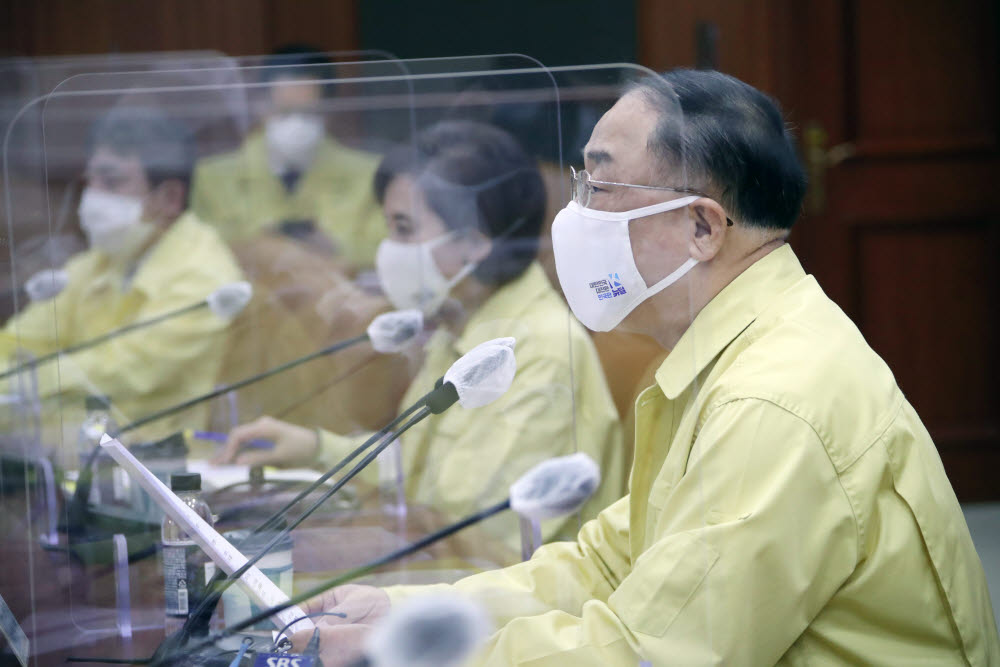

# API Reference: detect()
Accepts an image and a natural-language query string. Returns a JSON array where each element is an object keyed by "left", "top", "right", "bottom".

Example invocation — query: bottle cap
[
  {"left": 85, "top": 394, "right": 111, "bottom": 411},
  {"left": 170, "top": 472, "right": 201, "bottom": 492}
]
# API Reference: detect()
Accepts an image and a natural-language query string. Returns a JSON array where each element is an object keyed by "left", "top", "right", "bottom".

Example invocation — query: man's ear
[
  {"left": 687, "top": 198, "right": 728, "bottom": 262},
  {"left": 144, "top": 179, "right": 186, "bottom": 224}
]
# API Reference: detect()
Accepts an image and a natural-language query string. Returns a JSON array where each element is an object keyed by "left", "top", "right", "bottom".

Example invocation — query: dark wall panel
[
  {"left": 358, "top": 0, "right": 635, "bottom": 67},
  {"left": 1, "top": 0, "right": 359, "bottom": 57}
]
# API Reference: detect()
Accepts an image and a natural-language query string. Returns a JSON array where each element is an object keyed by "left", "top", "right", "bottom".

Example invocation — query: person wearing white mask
[
  {"left": 0, "top": 106, "right": 242, "bottom": 456},
  {"left": 219, "top": 120, "right": 625, "bottom": 552},
  {"left": 278, "top": 70, "right": 998, "bottom": 667},
  {"left": 190, "top": 45, "right": 385, "bottom": 272}
]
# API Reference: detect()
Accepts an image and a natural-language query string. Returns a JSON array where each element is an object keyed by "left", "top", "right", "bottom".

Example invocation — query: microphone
[
  {"left": 166, "top": 451, "right": 600, "bottom": 665},
  {"left": 180, "top": 338, "right": 517, "bottom": 643},
  {"left": 509, "top": 451, "right": 602, "bottom": 521},
  {"left": 0, "top": 281, "right": 253, "bottom": 381},
  {"left": 366, "top": 308, "right": 425, "bottom": 354},
  {"left": 353, "top": 594, "right": 491, "bottom": 667},
  {"left": 66, "top": 309, "right": 425, "bottom": 533},
  {"left": 24, "top": 268, "right": 69, "bottom": 303}
]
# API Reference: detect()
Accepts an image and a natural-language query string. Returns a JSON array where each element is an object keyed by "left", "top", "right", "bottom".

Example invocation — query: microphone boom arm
[
  {"left": 0, "top": 300, "right": 207, "bottom": 380},
  {"left": 116, "top": 333, "right": 369, "bottom": 436}
]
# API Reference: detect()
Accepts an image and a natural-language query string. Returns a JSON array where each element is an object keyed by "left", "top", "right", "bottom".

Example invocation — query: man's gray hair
[
  {"left": 88, "top": 105, "right": 195, "bottom": 195},
  {"left": 626, "top": 69, "right": 807, "bottom": 230}
]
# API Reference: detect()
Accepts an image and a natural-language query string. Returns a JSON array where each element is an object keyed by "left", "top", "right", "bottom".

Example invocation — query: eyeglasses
[
  {"left": 569, "top": 166, "right": 733, "bottom": 226},
  {"left": 569, "top": 166, "right": 708, "bottom": 207}
]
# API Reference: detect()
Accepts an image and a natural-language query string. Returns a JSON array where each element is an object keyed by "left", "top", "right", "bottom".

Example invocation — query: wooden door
[{"left": 639, "top": 0, "right": 1000, "bottom": 499}]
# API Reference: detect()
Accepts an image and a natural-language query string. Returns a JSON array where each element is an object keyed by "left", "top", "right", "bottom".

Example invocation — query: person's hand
[
  {"left": 298, "top": 584, "right": 391, "bottom": 623},
  {"left": 287, "top": 585, "right": 391, "bottom": 667},
  {"left": 213, "top": 416, "right": 318, "bottom": 467}
]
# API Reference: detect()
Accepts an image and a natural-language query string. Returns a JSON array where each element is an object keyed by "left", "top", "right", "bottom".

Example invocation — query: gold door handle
[{"left": 803, "top": 121, "right": 855, "bottom": 215}]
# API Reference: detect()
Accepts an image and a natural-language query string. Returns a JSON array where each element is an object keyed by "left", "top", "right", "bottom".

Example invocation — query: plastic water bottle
[
  {"left": 162, "top": 472, "right": 213, "bottom": 634},
  {"left": 377, "top": 440, "right": 407, "bottom": 518},
  {"left": 74, "top": 395, "right": 117, "bottom": 503},
  {"left": 77, "top": 394, "right": 116, "bottom": 465}
]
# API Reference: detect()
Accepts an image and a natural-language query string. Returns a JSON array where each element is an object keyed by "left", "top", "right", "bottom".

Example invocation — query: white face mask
[
  {"left": 77, "top": 187, "right": 156, "bottom": 259},
  {"left": 265, "top": 113, "right": 324, "bottom": 172},
  {"left": 375, "top": 232, "right": 479, "bottom": 316},
  {"left": 551, "top": 197, "right": 700, "bottom": 332}
]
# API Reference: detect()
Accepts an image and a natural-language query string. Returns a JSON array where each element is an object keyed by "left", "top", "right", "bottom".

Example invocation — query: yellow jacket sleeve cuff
[
  {"left": 315, "top": 427, "right": 359, "bottom": 469},
  {"left": 314, "top": 427, "right": 384, "bottom": 489}
]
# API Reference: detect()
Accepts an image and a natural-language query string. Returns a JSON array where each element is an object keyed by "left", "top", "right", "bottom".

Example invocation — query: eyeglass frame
[{"left": 570, "top": 166, "right": 733, "bottom": 226}]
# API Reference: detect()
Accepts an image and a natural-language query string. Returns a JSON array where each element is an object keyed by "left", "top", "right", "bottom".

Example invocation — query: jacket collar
[
  {"left": 241, "top": 130, "right": 354, "bottom": 184},
  {"left": 655, "top": 244, "right": 806, "bottom": 399},
  {"left": 129, "top": 211, "right": 202, "bottom": 296}
]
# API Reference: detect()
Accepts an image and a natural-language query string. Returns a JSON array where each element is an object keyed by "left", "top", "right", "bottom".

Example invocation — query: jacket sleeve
[
  {"left": 0, "top": 256, "right": 90, "bottom": 360},
  {"left": 388, "top": 398, "right": 859, "bottom": 666},
  {"left": 0, "top": 284, "right": 75, "bottom": 359},
  {"left": 384, "top": 492, "right": 633, "bottom": 629},
  {"left": 29, "top": 262, "right": 238, "bottom": 406},
  {"left": 315, "top": 427, "right": 380, "bottom": 486}
]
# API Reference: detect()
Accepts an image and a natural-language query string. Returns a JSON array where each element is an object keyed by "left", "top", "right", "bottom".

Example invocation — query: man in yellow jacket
[
  {"left": 288, "top": 71, "right": 999, "bottom": 665},
  {"left": 1, "top": 106, "right": 243, "bottom": 462},
  {"left": 190, "top": 48, "right": 385, "bottom": 272}
]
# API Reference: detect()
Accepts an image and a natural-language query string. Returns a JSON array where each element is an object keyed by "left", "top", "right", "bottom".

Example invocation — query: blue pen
[
  {"left": 185, "top": 429, "right": 274, "bottom": 450},
  {"left": 228, "top": 636, "right": 252, "bottom": 667}
]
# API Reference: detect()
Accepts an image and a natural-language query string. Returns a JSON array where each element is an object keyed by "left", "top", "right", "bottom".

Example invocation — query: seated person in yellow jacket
[
  {"left": 190, "top": 46, "right": 385, "bottom": 273},
  {"left": 0, "top": 106, "right": 243, "bottom": 462},
  {"left": 219, "top": 120, "right": 625, "bottom": 553},
  {"left": 280, "top": 71, "right": 1000, "bottom": 666}
]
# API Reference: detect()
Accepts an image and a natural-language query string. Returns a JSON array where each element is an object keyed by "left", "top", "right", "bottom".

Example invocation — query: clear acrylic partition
[
  {"left": 0, "top": 58, "right": 683, "bottom": 663},
  {"left": 0, "top": 52, "right": 234, "bottom": 361},
  {"left": 0, "top": 49, "right": 398, "bottom": 334},
  {"left": 0, "top": 57, "right": 419, "bottom": 659},
  {"left": 0, "top": 51, "right": 399, "bottom": 326}
]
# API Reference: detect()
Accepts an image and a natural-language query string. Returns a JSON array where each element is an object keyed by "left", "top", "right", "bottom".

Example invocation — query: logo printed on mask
[{"left": 589, "top": 273, "right": 627, "bottom": 301}]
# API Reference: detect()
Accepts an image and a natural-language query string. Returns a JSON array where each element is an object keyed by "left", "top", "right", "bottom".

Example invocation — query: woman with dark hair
[{"left": 221, "top": 121, "right": 624, "bottom": 550}]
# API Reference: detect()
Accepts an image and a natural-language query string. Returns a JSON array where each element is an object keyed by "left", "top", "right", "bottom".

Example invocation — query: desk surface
[{"left": 0, "top": 473, "right": 518, "bottom": 666}]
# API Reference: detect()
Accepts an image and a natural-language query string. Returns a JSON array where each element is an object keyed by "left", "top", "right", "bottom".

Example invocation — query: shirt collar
[{"left": 655, "top": 244, "right": 806, "bottom": 399}]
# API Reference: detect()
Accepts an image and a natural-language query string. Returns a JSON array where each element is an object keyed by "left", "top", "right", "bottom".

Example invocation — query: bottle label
[
  {"left": 176, "top": 582, "right": 189, "bottom": 615},
  {"left": 163, "top": 544, "right": 207, "bottom": 617},
  {"left": 112, "top": 468, "right": 131, "bottom": 504},
  {"left": 162, "top": 545, "right": 187, "bottom": 615}
]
